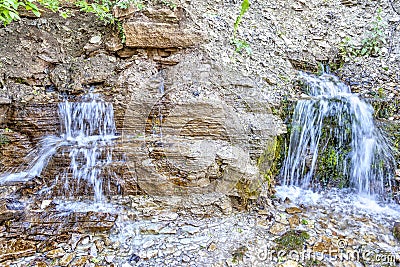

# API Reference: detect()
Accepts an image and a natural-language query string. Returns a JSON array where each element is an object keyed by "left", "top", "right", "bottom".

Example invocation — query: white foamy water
[
  {"left": 276, "top": 185, "right": 400, "bottom": 223},
  {"left": 0, "top": 93, "right": 118, "bottom": 202},
  {"left": 281, "top": 72, "right": 395, "bottom": 197}
]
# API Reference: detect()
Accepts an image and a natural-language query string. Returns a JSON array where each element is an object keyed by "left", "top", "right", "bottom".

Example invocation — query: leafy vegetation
[
  {"left": 275, "top": 230, "right": 310, "bottom": 251},
  {"left": 0, "top": 0, "right": 40, "bottom": 26},
  {"left": 0, "top": 134, "right": 8, "bottom": 146},
  {"left": 231, "top": 0, "right": 251, "bottom": 55},
  {"left": 0, "top": 129, "right": 10, "bottom": 146},
  {"left": 338, "top": 8, "right": 386, "bottom": 62},
  {"left": 0, "top": 0, "right": 144, "bottom": 26}
]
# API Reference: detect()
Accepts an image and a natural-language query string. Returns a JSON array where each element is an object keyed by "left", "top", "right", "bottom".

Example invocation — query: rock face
[
  {"left": 394, "top": 222, "right": 400, "bottom": 241},
  {"left": 123, "top": 8, "right": 202, "bottom": 48},
  {"left": 0, "top": 0, "right": 399, "bottom": 205},
  {"left": 0, "top": 3, "right": 285, "bottom": 204}
]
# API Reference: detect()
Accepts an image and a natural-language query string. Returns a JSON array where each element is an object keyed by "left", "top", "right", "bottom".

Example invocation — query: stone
[
  {"left": 40, "top": 200, "right": 52, "bottom": 210},
  {"left": 123, "top": 21, "right": 201, "bottom": 48},
  {"left": 285, "top": 206, "right": 303, "bottom": 214},
  {"left": 0, "top": 239, "right": 36, "bottom": 262},
  {"left": 208, "top": 243, "right": 217, "bottom": 252},
  {"left": 269, "top": 223, "right": 287, "bottom": 235},
  {"left": 0, "top": 97, "right": 11, "bottom": 104},
  {"left": 94, "top": 239, "right": 104, "bottom": 253},
  {"left": 181, "top": 225, "right": 200, "bottom": 234},
  {"left": 105, "top": 35, "right": 123, "bottom": 52},
  {"left": 143, "top": 240, "right": 155, "bottom": 249},
  {"left": 288, "top": 215, "right": 300, "bottom": 229},
  {"left": 59, "top": 253, "right": 76, "bottom": 266},
  {"left": 46, "top": 248, "right": 65, "bottom": 258},
  {"left": 89, "top": 35, "right": 102, "bottom": 44},
  {"left": 71, "top": 256, "right": 89, "bottom": 267},
  {"left": 278, "top": 260, "right": 299, "bottom": 267},
  {"left": 105, "top": 255, "right": 115, "bottom": 263},
  {"left": 159, "top": 212, "right": 179, "bottom": 221},
  {"left": 393, "top": 222, "right": 400, "bottom": 241},
  {"left": 0, "top": 199, "right": 25, "bottom": 224}
]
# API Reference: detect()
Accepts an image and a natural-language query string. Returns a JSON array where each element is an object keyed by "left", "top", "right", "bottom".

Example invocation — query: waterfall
[
  {"left": 0, "top": 93, "right": 117, "bottom": 202},
  {"left": 281, "top": 72, "right": 395, "bottom": 197}
]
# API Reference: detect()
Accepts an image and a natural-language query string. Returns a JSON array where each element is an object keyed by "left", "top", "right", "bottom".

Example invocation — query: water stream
[
  {"left": 0, "top": 93, "right": 118, "bottom": 202},
  {"left": 281, "top": 72, "right": 395, "bottom": 197}
]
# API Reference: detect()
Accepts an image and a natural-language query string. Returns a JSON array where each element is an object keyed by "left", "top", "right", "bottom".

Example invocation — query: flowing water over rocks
[
  {"left": 0, "top": 93, "right": 119, "bottom": 201},
  {"left": 3, "top": 192, "right": 399, "bottom": 267},
  {"left": 282, "top": 72, "right": 396, "bottom": 198}
]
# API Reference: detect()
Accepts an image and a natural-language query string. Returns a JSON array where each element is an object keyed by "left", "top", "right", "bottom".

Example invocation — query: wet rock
[
  {"left": 59, "top": 252, "right": 75, "bottom": 266},
  {"left": 269, "top": 223, "right": 287, "bottom": 235},
  {"left": 393, "top": 222, "right": 400, "bottom": 241},
  {"left": 0, "top": 199, "right": 25, "bottom": 224},
  {"left": 46, "top": 247, "right": 65, "bottom": 258},
  {"left": 285, "top": 206, "right": 303, "bottom": 214},
  {"left": 278, "top": 260, "right": 299, "bottom": 267},
  {"left": 288, "top": 215, "right": 300, "bottom": 229},
  {"left": 70, "top": 256, "right": 89, "bottom": 266},
  {"left": 0, "top": 239, "right": 36, "bottom": 262}
]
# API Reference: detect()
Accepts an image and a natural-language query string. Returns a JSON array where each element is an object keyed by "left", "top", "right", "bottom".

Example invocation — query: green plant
[
  {"left": 275, "top": 230, "right": 310, "bottom": 251},
  {"left": 1, "top": 0, "right": 144, "bottom": 26},
  {"left": 338, "top": 8, "right": 387, "bottom": 63},
  {"left": 0, "top": 133, "right": 9, "bottom": 146},
  {"left": 76, "top": 0, "right": 115, "bottom": 23},
  {"left": 301, "top": 218, "right": 308, "bottom": 225},
  {"left": 359, "top": 7, "right": 386, "bottom": 57},
  {"left": 231, "top": 0, "right": 251, "bottom": 55},
  {"left": 0, "top": 0, "right": 40, "bottom": 26},
  {"left": 160, "top": 0, "right": 176, "bottom": 10}
]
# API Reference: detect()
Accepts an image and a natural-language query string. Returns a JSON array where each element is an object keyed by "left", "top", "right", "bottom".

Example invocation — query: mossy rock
[{"left": 274, "top": 230, "right": 310, "bottom": 251}]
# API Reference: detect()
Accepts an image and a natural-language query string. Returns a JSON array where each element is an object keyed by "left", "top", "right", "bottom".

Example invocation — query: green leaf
[{"left": 233, "top": 0, "right": 250, "bottom": 35}]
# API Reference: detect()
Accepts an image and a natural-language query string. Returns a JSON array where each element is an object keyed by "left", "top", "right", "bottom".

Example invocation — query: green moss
[
  {"left": 370, "top": 98, "right": 400, "bottom": 120},
  {"left": 0, "top": 134, "right": 9, "bottom": 146},
  {"left": 305, "top": 259, "right": 325, "bottom": 267},
  {"left": 275, "top": 230, "right": 310, "bottom": 251},
  {"left": 257, "top": 135, "right": 286, "bottom": 195}
]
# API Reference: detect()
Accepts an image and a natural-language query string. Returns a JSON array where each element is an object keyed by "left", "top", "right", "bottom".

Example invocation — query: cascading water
[
  {"left": 0, "top": 93, "right": 118, "bottom": 202},
  {"left": 281, "top": 72, "right": 395, "bottom": 197}
]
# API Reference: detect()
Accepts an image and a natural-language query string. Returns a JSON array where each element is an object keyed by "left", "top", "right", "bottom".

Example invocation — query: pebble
[
  {"left": 181, "top": 225, "right": 200, "bottom": 234},
  {"left": 89, "top": 35, "right": 102, "bottom": 44},
  {"left": 143, "top": 240, "right": 155, "bottom": 249}
]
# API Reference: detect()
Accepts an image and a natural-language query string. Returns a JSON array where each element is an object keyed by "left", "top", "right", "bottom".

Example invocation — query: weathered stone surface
[
  {"left": 49, "top": 54, "right": 117, "bottom": 93},
  {"left": 5, "top": 211, "right": 117, "bottom": 241},
  {"left": 269, "top": 223, "right": 287, "bottom": 235},
  {"left": 285, "top": 206, "right": 303, "bottom": 214},
  {"left": 124, "top": 21, "right": 201, "bottom": 48},
  {"left": 122, "top": 7, "right": 201, "bottom": 49},
  {"left": 0, "top": 239, "right": 36, "bottom": 262},
  {"left": 0, "top": 199, "right": 25, "bottom": 224},
  {"left": 393, "top": 222, "right": 400, "bottom": 241}
]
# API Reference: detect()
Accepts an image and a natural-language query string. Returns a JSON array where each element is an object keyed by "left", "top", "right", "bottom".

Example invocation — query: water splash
[
  {"left": 0, "top": 136, "right": 65, "bottom": 183},
  {"left": 0, "top": 93, "right": 118, "bottom": 202},
  {"left": 281, "top": 72, "right": 395, "bottom": 197}
]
